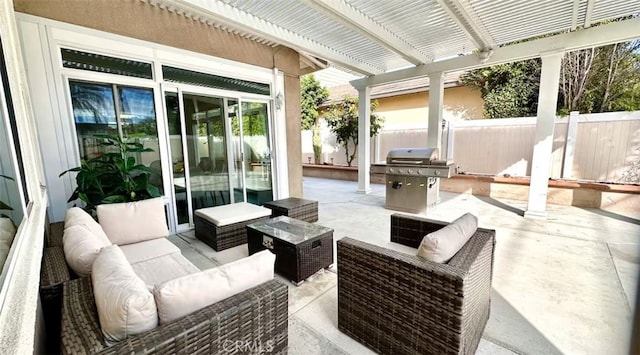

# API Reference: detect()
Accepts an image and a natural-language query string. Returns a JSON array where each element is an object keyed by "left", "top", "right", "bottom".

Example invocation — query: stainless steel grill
[{"left": 385, "top": 148, "right": 456, "bottom": 214}]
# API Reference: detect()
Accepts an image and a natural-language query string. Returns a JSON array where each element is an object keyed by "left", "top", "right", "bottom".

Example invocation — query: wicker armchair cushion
[
  {"left": 153, "top": 250, "right": 276, "bottom": 324},
  {"left": 417, "top": 212, "right": 478, "bottom": 263},
  {"left": 97, "top": 197, "right": 168, "bottom": 245},
  {"left": 62, "top": 224, "right": 111, "bottom": 276},
  {"left": 92, "top": 245, "right": 158, "bottom": 343}
]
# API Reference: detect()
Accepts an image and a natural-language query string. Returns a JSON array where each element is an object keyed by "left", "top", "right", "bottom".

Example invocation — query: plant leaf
[
  {"left": 102, "top": 195, "right": 127, "bottom": 203},
  {"left": 146, "top": 184, "right": 160, "bottom": 197}
]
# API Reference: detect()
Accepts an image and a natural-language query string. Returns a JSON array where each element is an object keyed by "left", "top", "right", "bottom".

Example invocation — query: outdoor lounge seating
[
  {"left": 40, "top": 199, "right": 288, "bottom": 354},
  {"left": 337, "top": 213, "right": 496, "bottom": 355},
  {"left": 194, "top": 202, "right": 271, "bottom": 251}
]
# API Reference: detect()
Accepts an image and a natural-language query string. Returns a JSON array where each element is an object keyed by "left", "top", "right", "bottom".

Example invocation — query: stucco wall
[
  {"left": 376, "top": 86, "right": 484, "bottom": 128},
  {"left": 14, "top": 0, "right": 303, "bottom": 197}
]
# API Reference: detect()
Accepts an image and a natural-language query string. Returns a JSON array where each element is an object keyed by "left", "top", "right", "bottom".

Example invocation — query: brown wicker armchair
[{"left": 337, "top": 213, "right": 496, "bottom": 355}]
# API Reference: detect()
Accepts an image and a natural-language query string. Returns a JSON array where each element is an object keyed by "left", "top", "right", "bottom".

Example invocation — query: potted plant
[{"left": 59, "top": 134, "right": 161, "bottom": 215}]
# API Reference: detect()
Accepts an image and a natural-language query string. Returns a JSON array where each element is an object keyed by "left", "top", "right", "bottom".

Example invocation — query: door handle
[{"left": 392, "top": 181, "right": 402, "bottom": 189}]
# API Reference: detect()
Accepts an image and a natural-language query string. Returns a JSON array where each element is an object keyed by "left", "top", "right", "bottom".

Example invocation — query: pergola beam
[
  {"left": 159, "top": 0, "right": 385, "bottom": 75},
  {"left": 302, "top": 0, "right": 432, "bottom": 65},
  {"left": 352, "top": 17, "right": 640, "bottom": 88},
  {"left": 436, "top": 0, "right": 495, "bottom": 50},
  {"left": 570, "top": 0, "right": 580, "bottom": 31},
  {"left": 584, "top": 0, "right": 596, "bottom": 28}
]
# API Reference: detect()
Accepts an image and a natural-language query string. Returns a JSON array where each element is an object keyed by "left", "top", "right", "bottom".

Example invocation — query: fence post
[{"left": 561, "top": 111, "right": 579, "bottom": 179}]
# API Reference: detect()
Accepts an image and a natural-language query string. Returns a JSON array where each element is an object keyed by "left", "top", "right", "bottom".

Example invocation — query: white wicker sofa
[{"left": 41, "top": 198, "right": 288, "bottom": 354}]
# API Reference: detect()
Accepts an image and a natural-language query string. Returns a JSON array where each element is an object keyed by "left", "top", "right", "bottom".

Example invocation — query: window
[
  {"left": 62, "top": 48, "right": 153, "bottom": 79},
  {"left": 0, "top": 39, "right": 26, "bottom": 272},
  {"left": 69, "top": 80, "right": 163, "bottom": 192},
  {"left": 162, "top": 65, "right": 270, "bottom": 95}
]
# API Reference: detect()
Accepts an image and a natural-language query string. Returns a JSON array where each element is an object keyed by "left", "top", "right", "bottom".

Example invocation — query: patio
[{"left": 167, "top": 176, "right": 640, "bottom": 355}]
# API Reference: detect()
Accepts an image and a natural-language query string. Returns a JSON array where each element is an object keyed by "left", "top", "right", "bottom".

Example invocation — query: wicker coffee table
[
  {"left": 247, "top": 216, "right": 333, "bottom": 285},
  {"left": 263, "top": 197, "right": 318, "bottom": 222}
]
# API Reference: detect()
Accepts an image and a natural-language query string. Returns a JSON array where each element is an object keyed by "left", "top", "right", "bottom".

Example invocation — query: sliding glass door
[
  {"left": 164, "top": 89, "right": 272, "bottom": 230},
  {"left": 238, "top": 101, "right": 273, "bottom": 204}
]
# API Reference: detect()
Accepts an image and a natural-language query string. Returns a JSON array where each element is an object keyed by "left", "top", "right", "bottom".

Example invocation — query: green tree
[
  {"left": 559, "top": 40, "right": 640, "bottom": 114},
  {"left": 300, "top": 75, "right": 329, "bottom": 164},
  {"left": 461, "top": 59, "right": 541, "bottom": 118},
  {"left": 324, "top": 96, "right": 384, "bottom": 167},
  {"left": 462, "top": 39, "right": 640, "bottom": 117}
]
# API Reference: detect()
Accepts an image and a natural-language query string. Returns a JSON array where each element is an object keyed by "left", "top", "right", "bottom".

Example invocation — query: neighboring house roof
[{"left": 324, "top": 71, "right": 464, "bottom": 104}]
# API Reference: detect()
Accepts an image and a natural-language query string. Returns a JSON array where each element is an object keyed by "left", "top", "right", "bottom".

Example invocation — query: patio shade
[{"left": 151, "top": 0, "right": 640, "bottom": 76}]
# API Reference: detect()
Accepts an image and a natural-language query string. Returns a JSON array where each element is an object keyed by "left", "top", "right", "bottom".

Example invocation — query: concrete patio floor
[{"left": 171, "top": 177, "right": 640, "bottom": 354}]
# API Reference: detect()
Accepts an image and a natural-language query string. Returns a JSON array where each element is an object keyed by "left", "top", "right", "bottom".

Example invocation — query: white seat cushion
[
  {"left": 92, "top": 245, "right": 158, "bottom": 344},
  {"left": 195, "top": 202, "right": 271, "bottom": 227},
  {"left": 131, "top": 252, "right": 200, "bottom": 288},
  {"left": 120, "top": 238, "right": 180, "bottom": 265},
  {"left": 153, "top": 250, "right": 275, "bottom": 324},
  {"left": 62, "top": 224, "right": 112, "bottom": 276},
  {"left": 417, "top": 213, "right": 478, "bottom": 263},
  {"left": 97, "top": 198, "right": 169, "bottom": 245}
]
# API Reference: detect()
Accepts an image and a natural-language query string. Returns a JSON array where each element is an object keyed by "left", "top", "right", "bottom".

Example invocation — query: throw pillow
[
  {"left": 153, "top": 249, "right": 276, "bottom": 324},
  {"left": 97, "top": 197, "right": 169, "bottom": 245},
  {"left": 64, "top": 207, "right": 109, "bottom": 241},
  {"left": 92, "top": 245, "right": 158, "bottom": 344},
  {"left": 417, "top": 213, "right": 478, "bottom": 263},
  {"left": 62, "top": 224, "right": 111, "bottom": 276}
]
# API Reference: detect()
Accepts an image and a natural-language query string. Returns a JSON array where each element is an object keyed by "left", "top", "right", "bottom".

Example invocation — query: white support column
[
  {"left": 525, "top": 52, "right": 564, "bottom": 219},
  {"left": 427, "top": 72, "right": 444, "bottom": 151},
  {"left": 357, "top": 86, "right": 371, "bottom": 194},
  {"left": 561, "top": 111, "right": 579, "bottom": 179}
]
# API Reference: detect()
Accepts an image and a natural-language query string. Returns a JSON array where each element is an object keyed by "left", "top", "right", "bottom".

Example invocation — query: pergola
[{"left": 153, "top": 0, "right": 640, "bottom": 218}]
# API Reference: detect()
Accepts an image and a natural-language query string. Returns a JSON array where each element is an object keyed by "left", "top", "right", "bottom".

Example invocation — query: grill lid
[{"left": 386, "top": 148, "right": 439, "bottom": 165}]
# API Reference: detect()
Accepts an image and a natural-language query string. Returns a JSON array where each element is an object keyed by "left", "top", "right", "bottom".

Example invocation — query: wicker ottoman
[
  {"left": 194, "top": 202, "right": 271, "bottom": 251},
  {"left": 263, "top": 197, "right": 318, "bottom": 222},
  {"left": 247, "top": 216, "right": 333, "bottom": 285}
]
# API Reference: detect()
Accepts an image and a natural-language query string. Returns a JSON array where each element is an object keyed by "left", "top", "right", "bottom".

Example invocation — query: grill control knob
[
  {"left": 398, "top": 168, "right": 405, "bottom": 174},
  {"left": 435, "top": 170, "right": 441, "bottom": 176},
  {"left": 418, "top": 169, "right": 426, "bottom": 175},
  {"left": 407, "top": 169, "right": 413, "bottom": 174},
  {"left": 389, "top": 168, "right": 395, "bottom": 174}
]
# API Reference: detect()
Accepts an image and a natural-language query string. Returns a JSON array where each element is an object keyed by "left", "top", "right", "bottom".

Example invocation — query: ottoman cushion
[{"left": 195, "top": 202, "right": 271, "bottom": 227}]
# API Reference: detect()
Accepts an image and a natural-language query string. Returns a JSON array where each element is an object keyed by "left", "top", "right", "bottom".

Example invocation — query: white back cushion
[
  {"left": 97, "top": 198, "right": 168, "bottom": 245},
  {"left": 153, "top": 250, "right": 275, "bottom": 324},
  {"left": 64, "top": 207, "right": 108, "bottom": 241},
  {"left": 417, "top": 213, "right": 478, "bottom": 263},
  {"left": 92, "top": 245, "right": 158, "bottom": 344},
  {"left": 62, "top": 224, "right": 111, "bottom": 276}
]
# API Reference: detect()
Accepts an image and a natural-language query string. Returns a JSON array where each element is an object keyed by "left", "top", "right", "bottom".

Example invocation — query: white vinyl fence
[{"left": 302, "top": 111, "right": 640, "bottom": 184}]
